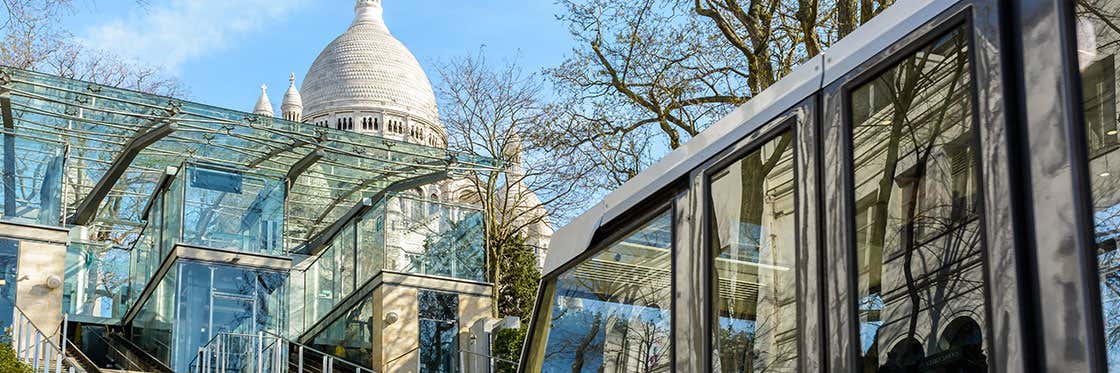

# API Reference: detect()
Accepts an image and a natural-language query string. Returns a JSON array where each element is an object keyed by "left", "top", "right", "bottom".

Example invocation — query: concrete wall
[
  {"left": 375, "top": 273, "right": 493, "bottom": 373},
  {"left": 0, "top": 222, "right": 68, "bottom": 336}
]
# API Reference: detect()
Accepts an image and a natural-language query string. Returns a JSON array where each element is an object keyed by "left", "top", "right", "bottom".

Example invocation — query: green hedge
[{"left": 0, "top": 335, "right": 33, "bottom": 373}]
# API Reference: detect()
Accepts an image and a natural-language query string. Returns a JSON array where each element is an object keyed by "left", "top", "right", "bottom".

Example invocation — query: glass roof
[{"left": 0, "top": 66, "right": 497, "bottom": 249}]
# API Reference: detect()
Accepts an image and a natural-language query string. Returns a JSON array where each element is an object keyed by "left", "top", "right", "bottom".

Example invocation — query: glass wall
[
  {"left": 130, "top": 259, "right": 286, "bottom": 373},
  {"left": 0, "top": 238, "right": 18, "bottom": 333},
  {"left": 291, "top": 195, "right": 486, "bottom": 336},
  {"left": 709, "top": 130, "right": 798, "bottom": 372},
  {"left": 310, "top": 296, "right": 375, "bottom": 369},
  {"left": 181, "top": 166, "right": 284, "bottom": 255},
  {"left": 0, "top": 134, "right": 64, "bottom": 226},
  {"left": 64, "top": 242, "right": 131, "bottom": 322},
  {"left": 1076, "top": 2, "right": 1120, "bottom": 370},
  {"left": 419, "top": 290, "right": 459, "bottom": 373},
  {"left": 848, "top": 25, "right": 988, "bottom": 372},
  {"left": 132, "top": 260, "right": 177, "bottom": 365},
  {"left": 535, "top": 211, "right": 673, "bottom": 372}
]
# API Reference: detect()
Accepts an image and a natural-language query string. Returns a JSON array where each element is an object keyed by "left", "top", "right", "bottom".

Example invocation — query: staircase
[
  {"left": 11, "top": 307, "right": 87, "bottom": 373},
  {"left": 68, "top": 325, "right": 171, "bottom": 373}
]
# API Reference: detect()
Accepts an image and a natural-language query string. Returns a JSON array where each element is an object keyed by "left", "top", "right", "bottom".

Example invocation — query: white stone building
[{"left": 251, "top": 0, "right": 552, "bottom": 266}]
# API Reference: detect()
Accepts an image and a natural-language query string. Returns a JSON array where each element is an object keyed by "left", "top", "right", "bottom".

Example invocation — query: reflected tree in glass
[
  {"left": 1077, "top": 1, "right": 1120, "bottom": 370},
  {"left": 709, "top": 130, "right": 798, "bottom": 373},
  {"left": 540, "top": 212, "right": 673, "bottom": 373},
  {"left": 849, "top": 26, "right": 988, "bottom": 372}
]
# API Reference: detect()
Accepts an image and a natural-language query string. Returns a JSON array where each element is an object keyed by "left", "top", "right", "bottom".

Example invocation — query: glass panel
[
  {"left": 709, "top": 130, "right": 798, "bottom": 372},
  {"left": 539, "top": 211, "right": 673, "bottom": 372},
  {"left": 356, "top": 209, "right": 385, "bottom": 285},
  {"left": 181, "top": 165, "right": 283, "bottom": 255},
  {"left": 63, "top": 242, "right": 130, "bottom": 322},
  {"left": 132, "top": 262, "right": 178, "bottom": 367},
  {"left": 172, "top": 263, "right": 212, "bottom": 373},
  {"left": 419, "top": 290, "right": 459, "bottom": 373},
  {"left": 0, "top": 239, "right": 17, "bottom": 332},
  {"left": 384, "top": 195, "right": 486, "bottom": 282},
  {"left": 0, "top": 134, "right": 64, "bottom": 226},
  {"left": 1077, "top": 3, "right": 1120, "bottom": 371},
  {"left": 309, "top": 295, "right": 375, "bottom": 369},
  {"left": 849, "top": 26, "right": 988, "bottom": 372}
]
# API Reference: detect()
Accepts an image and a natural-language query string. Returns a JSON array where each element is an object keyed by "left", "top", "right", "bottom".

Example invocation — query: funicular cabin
[{"left": 520, "top": 0, "right": 1120, "bottom": 371}]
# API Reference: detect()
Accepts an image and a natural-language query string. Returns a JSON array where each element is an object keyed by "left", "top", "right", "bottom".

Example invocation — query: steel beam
[
  {"left": 295, "top": 171, "right": 449, "bottom": 256},
  {"left": 2, "top": 88, "right": 15, "bottom": 218},
  {"left": 68, "top": 117, "right": 178, "bottom": 225},
  {"left": 285, "top": 148, "right": 325, "bottom": 189}
]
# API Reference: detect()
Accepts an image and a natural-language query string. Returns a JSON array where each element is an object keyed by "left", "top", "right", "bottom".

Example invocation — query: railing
[
  {"left": 383, "top": 347, "right": 519, "bottom": 373},
  {"left": 190, "top": 331, "right": 376, "bottom": 373},
  {"left": 11, "top": 309, "right": 84, "bottom": 373}
]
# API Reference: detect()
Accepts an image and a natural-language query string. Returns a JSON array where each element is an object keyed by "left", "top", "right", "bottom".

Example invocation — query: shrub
[
  {"left": 0, "top": 335, "right": 33, "bottom": 373},
  {"left": 492, "top": 326, "right": 528, "bottom": 373}
]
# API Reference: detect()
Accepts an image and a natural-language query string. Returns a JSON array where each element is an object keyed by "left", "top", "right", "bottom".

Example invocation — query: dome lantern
[
  {"left": 281, "top": 73, "right": 303, "bottom": 122},
  {"left": 253, "top": 85, "right": 274, "bottom": 117}
]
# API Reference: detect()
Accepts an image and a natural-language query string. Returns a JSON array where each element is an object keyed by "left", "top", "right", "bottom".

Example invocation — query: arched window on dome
[{"left": 374, "top": 118, "right": 380, "bottom": 131}]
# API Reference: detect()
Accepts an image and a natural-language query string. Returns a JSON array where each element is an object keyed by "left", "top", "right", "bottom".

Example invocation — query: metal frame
[
  {"left": 68, "top": 118, "right": 177, "bottom": 226},
  {"left": 828, "top": 7, "right": 994, "bottom": 372},
  {"left": 1011, "top": 0, "right": 1110, "bottom": 371},
  {"left": 527, "top": 0, "right": 1118, "bottom": 371},
  {"left": 520, "top": 193, "right": 680, "bottom": 372}
]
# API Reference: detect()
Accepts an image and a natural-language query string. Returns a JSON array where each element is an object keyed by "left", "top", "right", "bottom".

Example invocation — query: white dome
[{"left": 301, "top": 0, "right": 441, "bottom": 133}]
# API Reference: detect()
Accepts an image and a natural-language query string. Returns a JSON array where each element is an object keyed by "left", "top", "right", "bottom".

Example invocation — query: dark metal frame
[
  {"left": 697, "top": 114, "right": 801, "bottom": 373},
  {"left": 833, "top": 9, "right": 995, "bottom": 372},
  {"left": 520, "top": 0, "right": 1120, "bottom": 371}
]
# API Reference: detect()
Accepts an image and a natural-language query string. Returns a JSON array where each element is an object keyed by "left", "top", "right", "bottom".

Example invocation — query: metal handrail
[
  {"left": 191, "top": 330, "right": 377, "bottom": 373},
  {"left": 458, "top": 349, "right": 519, "bottom": 366},
  {"left": 80, "top": 325, "right": 143, "bottom": 372},
  {"left": 382, "top": 346, "right": 419, "bottom": 370},
  {"left": 10, "top": 307, "right": 85, "bottom": 373}
]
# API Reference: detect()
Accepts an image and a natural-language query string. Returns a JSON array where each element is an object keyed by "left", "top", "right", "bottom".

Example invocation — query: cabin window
[
  {"left": 1076, "top": 2, "right": 1120, "bottom": 371},
  {"left": 537, "top": 211, "right": 673, "bottom": 371},
  {"left": 708, "top": 130, "right": 798, "bottom": 372},
  {"left": 848, "top": 25, "right": 987, "bottom": 372}
]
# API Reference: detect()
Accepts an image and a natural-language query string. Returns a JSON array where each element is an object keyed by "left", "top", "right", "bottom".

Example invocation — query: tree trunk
[{"left": 837, "top": 0, "right": 857, "bottom": 37}]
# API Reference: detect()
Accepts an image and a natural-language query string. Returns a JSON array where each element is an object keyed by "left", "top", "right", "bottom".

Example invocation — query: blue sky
[{"left": 61, "top": 0, "right": 573, "bottom": 111}]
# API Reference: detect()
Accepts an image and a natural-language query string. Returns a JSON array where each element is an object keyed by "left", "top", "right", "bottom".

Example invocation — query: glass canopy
[{"left": 0, "top": 66, "right": 496, "bottom": 250}]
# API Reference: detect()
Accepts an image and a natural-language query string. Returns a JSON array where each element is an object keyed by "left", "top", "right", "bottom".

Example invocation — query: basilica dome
[{"left": 300, "top": 0, "right": 443, "bottom": 142}]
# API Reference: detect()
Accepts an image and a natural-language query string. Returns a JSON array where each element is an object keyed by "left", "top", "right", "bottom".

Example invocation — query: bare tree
[
  {"left": 547, "top": 0, "right": 894, "bottom": 192},
  {"left": 0, "top": 0, "right": 184, "bottom": 96},
  {"left": 436, "top": 51, "right": 596, "bottom": 316}
]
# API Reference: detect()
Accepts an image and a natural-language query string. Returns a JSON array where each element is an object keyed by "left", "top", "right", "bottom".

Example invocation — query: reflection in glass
[
  {"left": 709, "top": 131, "right": 797, "bottom": 372},
  {"left": 849, "top": 26, "right": 988, "bottom": 372},
  {"left": 540, "top": 212, "right": 673, "bottom": 372},
  {"left": 310, "top": 295, "right": 375, "bottom": 369},
  {"left": 1077, "top": 2, "right": 1120, "bottom": 370},
  {"left": 131, "top": 259, "right": 286, "bottom": 373},
  {"left": 0, "top": 134, "right": 64, "bottom": 226},
  {"left": 181, "top": 166, "right": 283, "bottom": 255},
  {"left": 0, "top": 239, "right": 17, "bottom": 332},
  {"left": 419, "top": 290, "right": 459, "bottom": 373},
  {"left": 64, "top": 243, "right": 131, "bottom": 322}
]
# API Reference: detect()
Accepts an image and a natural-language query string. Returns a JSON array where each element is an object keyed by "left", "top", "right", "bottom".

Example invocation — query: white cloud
[{"left": 79, "top": 0, "right": 308, "bottom": 71}]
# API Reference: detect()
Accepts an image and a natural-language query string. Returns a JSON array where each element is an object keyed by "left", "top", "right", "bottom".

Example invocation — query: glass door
[{"left": 210, "top": 293, "right": 257, "bottom": 336}]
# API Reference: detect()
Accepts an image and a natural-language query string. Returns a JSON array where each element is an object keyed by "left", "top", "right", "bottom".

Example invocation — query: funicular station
[
  {"left": 0, "top": 65, "right": 506, "bottom": 373},
  {"left": 521, "top": 0, "right": 1120, "bottom": 372}
]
